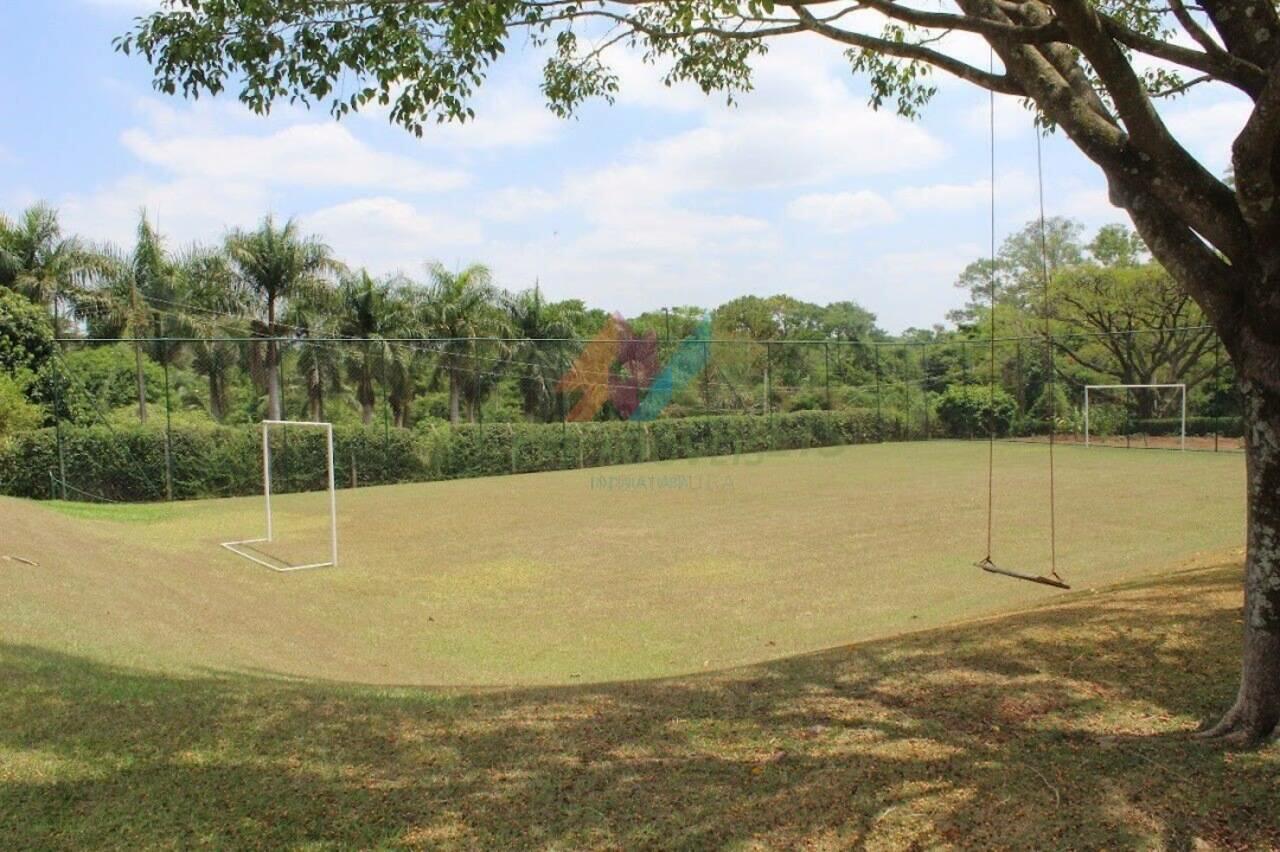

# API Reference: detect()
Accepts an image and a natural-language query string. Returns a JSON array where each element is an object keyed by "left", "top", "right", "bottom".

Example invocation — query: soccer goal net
[
  {"left": 1084, "top": 384, "right": 1186, "bottom": 451},
  {"left": 221, "top": 420, "right": 338, "bottom": 571}
]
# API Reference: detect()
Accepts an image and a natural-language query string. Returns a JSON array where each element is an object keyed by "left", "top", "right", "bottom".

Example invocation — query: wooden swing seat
[{"left": 975, "top": 556, "right": 1071, "bottom": 590}]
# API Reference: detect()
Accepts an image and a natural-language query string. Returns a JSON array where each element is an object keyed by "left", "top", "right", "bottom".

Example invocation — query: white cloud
[
  {"left": 786, "top": 191, "right": 898, "bottom": 232},
  {"left": 303, "top": 197, "right": 483, "bottom": 274},
  {"left": 894, "top": 171, "right": 1034, "bottom": 211},
  {"left": 895, "top": 180, "right": 990, "bottom": 211},
  {"left": 479, "top": 187, "right": 564, "bottom": 222},
  {"left": 60, "top": 174, "right": 269, "bottom": 248},
  {"left": 1163, "top": 97, "right": 1250, "bottom": 173},
  {"left": 122, "top": 122, "right": 467, "bottom": 192}
]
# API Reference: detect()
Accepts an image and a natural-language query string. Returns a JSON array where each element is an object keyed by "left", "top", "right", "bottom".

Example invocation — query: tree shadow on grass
[{"left": 2, "top": 563, "right": 1277, "bottom": 850}]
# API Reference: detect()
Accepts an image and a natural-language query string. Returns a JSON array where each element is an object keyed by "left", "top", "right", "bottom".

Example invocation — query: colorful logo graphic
[{"left": 557, "top": 314, "right": 712, "bottom": 422}]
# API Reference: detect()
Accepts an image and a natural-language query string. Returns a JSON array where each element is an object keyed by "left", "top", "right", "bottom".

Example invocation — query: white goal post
[
  {"left": 221, "top": 420, "right": 338, "bottom": 571},
  {"left": 1084, "top": 383, "right": 1186, "bottom": 451}
]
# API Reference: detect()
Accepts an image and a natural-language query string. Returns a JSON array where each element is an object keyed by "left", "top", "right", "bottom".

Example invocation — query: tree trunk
[
  {"left": 360, "top": 370, "right": 374, "bottom": 424},
  {"left": 208, "top": 371, "right": 224, "bottom": 422},
  {"left": 134, "top": 342, "right": 148, "bottom": 423},
  {"left": 448, "top": 370, "right": 461, "bottom": 425},
  {"left": 309, "top": 363, "right": 324, "bottom": 422},
  {"left": 1201, "top": 376, "right": 1280, "bottom": 744},
  {"left": 266, "top": 299, "right": 282, "bottom": 420},
  {"left": 266, "top": 343, "right": 281, "bottom": 421}
]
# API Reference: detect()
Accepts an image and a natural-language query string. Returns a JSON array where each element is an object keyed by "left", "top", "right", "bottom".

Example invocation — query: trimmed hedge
[
  {"left": 1128, "top": 416, "right": 1243, "bottom": 438},
  {"left": 0, "top": 409, "right": 904, "bottom": 502}
]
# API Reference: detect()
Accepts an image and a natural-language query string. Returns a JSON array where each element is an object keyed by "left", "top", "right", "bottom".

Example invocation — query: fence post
[
  {"left": 1213, "top": 340, "right": 1221, "bottom": 452},
  {"left": 763, "top": 342, "right": 770, "bottom": 417},
  {"left": 53, "top": 334, "right": 67, "bottom": 500},
  {"left": 1015, "top": 338, "right": 1025, "bottom": 425},
  {"left": 922, "top": 343, "right": 931, "bottom": 440},
  {"left": 162, "top": 360, "right": 174, "bottom": 501},
  {"left": 702, "top": 339, "right": 711, "bottom": 414},
  {"left": 824, "top": 342, "right": 832, "bottom": 410},
  {"left": 874, "top": 343, "right": 883, "bottom": 442}
]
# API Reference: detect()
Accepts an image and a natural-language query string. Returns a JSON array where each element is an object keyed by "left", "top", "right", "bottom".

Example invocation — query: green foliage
[
  {"left": 27, "top": 345, "right": 166, "bottom": 426},
  {"left": 935, "top": 384, "right": 1017, "bottom": 438},
  {"left": 0, "top": 372, "right": 41, "bottom": 438},
  {"left": 0, "top": 409, "right": 898, "bottom": 501},
  {"left": 0, "top": 287, "right": 55, "bottom": 373}
]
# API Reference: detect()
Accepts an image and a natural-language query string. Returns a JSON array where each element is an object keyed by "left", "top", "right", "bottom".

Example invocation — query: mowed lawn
[
  {"left": 3, "top": 563, "right": 1279, "bottom": 848},
  {"left": 1, "top": 440, "right": 1245, "bottom": 685}
]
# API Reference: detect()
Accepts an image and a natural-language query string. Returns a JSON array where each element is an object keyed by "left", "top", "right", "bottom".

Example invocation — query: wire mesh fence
[{"left": 8, "top": 323, "right": 1244, "bottom": 503}]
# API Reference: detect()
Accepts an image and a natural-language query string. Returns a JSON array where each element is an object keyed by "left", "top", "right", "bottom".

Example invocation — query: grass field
[
  {"left": 2, "top": 440, "right": 1246, "bottom": 686},
  {"left": 1, "top": 440, "right": 1273, "bottom": 848}
]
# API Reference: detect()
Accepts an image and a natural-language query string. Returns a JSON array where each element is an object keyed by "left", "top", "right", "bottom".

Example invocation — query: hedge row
[
  {"left": 0, "top": 408, "right": 906, "bottom": 502},
  {"left": 1126, "top": 416, "right": 1243, "bottom": 438}
]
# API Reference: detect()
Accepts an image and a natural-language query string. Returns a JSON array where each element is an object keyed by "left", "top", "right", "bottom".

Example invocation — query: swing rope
[
  {"left": 976, "top": 47, "right": 1069, "bottom": 590},
  {"left": 1036, "top": 130, "right": 1065, "bottom": 587}
]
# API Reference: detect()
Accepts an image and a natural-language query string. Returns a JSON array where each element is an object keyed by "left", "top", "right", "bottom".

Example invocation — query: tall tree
[
  {"left": 951, "top": 217, "right": 1085, "bottom": 324},
  {"left": 123, "top": 0, "right": 1280, "bottom": 742},
  {"left": 225, "top": 217, "right": 338, "bottom": 420},
  {"left": 504, "top": 285, "right": 579, "bottom": 421},
  {"left": 418, "top": 262, "right": 497, "bottom": 425},
  {"left": 287, "top": 296, "right": 344, "bottom": 423},
  {"left": 334, "top": 271, "right": 406, "bottom": 425},
  {"left": 1053, "top": 259, "right": 1218, "bottom": 416},
  {"left": 171, "top": 247, "right": 246, "bottom": 422},
  {"left": 0, "top": 203, "right": 100, "bottom": 330}
]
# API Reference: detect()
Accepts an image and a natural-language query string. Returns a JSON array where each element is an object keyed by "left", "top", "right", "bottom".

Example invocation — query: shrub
[
  {"left": 935, "top": 384, "right": 1017, "bottom": 438},
  {"left": 0, "top": 408, "right": 904, "bottom": 502},
  {"left": 0, "top": 288, "right": 55, "bottom": 374},
  {"left": 0, "top": 372, "right": 41, "bottom": 438}
]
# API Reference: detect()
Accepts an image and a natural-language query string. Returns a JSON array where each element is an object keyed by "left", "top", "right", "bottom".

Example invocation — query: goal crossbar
[
  {"left": 1084, "top": 383, "right": 1186, "bottom": 451},
  {"left": 221, "top": 420, "right": 338, "bottom": 571}
]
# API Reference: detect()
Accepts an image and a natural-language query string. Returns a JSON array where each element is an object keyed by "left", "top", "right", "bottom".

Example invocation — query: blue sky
[{"left": 0, "top": 1, "right": 1250, "bottom": 332}]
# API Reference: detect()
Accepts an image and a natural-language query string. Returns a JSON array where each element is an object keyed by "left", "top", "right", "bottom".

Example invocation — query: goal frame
[
  {"left": 221, "top": 420, "right": 338, "bottom": 571},
  {"left": 1084, "top": 383, "right": 1186, "bottom": 451}
]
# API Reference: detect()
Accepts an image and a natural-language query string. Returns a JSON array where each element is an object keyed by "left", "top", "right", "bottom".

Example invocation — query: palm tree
[
  {"left": 335, "top": 270, "right": 404, "bottom": 424},
  {"left": 418, "top": 262, "right": 497, "bottom": 424},
  {"left": 285, "top": 290, "right": 344, "bottom": 423},
  {"left": 225, "top": 216, "right": 339, "bottom": 420},
  {"left": 504, "top": 284, "right": 579, "bottom": 421},
  {"left": 0, "top": 203, "right": 101, "bottom": 331},
  {"left": 175, "top": 247, "right": 248, "bottom": 422},
  {"left": 84, "top": 214, "right": 175, "bottom": 422}
]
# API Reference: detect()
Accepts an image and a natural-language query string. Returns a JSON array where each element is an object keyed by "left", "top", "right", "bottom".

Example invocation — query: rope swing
[{"left": 974, "top": 54, "right": 1070, "bottom": 591}]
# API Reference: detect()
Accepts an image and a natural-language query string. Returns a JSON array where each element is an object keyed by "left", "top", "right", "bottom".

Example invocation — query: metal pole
[
  {"left": 262, "top": 421, "right": 273, "bottom": 542},
  {"left": 874, "top": 344, "right": 883, "bottom": 441},
  {"left": 1213, "top": 341, "right": 1221, "bottom": 452},
  {"left": 327, "top": 424, "right": 338, "bottom": 566},
  {"left": 904, "top": 347, "right": 913, "bottom": 441},
  {"left": 1181, "top": 383, "right": 1187, "bottom": 451},
  {"left": 922, "top": 343, "right": 931, "bottom": 440},
  {"left": 53, "top": 338, "right": 67, "bottom": 500},
  {"left": 162, "top": 360, "right": 174, "bottom": 501},
  {"left": 824, "top": 342, "right": 832, "bottom": 410},
  {"left": 763, "top": 342, "right": 771, "bottom": 417},
  {"left": 1084, "top": 388, "right": 1090, "bottom": 448}
]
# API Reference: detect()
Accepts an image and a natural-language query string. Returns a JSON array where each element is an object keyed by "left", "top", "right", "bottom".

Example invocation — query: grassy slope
[
  {"left": 2, "top": 440, "right": 1246, "bottom": 685},
  {"left": 2, "top": 562, "right": 1277, "bottom": 850}
]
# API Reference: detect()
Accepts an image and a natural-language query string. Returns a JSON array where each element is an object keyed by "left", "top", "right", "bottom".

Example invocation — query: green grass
[
  {"left": 2, "top": 440, "right": 1246, "bottom": 685},
  {"left": 2, "top": 564, "right": 1276, "bottom": 849},
  {"left": 0, "top": 440, "right": 1272, "bottom": 848}
]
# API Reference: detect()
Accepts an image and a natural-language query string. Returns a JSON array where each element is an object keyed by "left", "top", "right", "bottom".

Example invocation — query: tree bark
[
  {"left": 266, "top": 344, "right": 281, "bottom": 421},
  {"left": 266, "top": 298, "right": 282, "bottom": 421},
  {"left": 448, "top": 370, "right": 461, "bottom": 425},
  {"left": 134, "top": 342, "right": 148, "bottom": 424},
  {"left": 208, "top": 371, "right": 224, "bottom": 422},
  {"left": 1200, "top": 376, "right": 1280, "bottom": 743}
]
